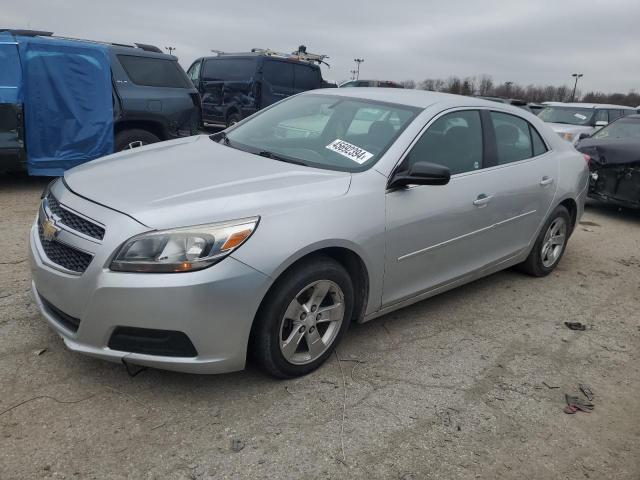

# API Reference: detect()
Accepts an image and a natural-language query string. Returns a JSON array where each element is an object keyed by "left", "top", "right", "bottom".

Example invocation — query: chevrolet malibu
[{"left": 29, "top": 89, "right": 589, "bottom": 378}]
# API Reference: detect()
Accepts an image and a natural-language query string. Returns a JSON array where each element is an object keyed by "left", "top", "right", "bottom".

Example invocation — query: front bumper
[{"left": 29, "top": 183, "right": 271, "bottom": 374}]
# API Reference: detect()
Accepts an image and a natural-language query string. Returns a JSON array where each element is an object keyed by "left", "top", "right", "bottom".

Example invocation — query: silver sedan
[{"left": 29, "top": 89, "right": 589, "bottom": 378}]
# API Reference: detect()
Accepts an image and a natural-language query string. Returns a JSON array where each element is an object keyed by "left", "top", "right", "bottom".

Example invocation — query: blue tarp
[{"left": 14, "top": 35, "right": 114, "bottom": 176}]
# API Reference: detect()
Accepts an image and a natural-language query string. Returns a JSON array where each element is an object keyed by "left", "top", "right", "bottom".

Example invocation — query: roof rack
[
  {"left": 250, "top": 45, "right": 330, "bottom": 67},
  {"left": 0, "top": 29, "right": 164, "bottom": 54}
]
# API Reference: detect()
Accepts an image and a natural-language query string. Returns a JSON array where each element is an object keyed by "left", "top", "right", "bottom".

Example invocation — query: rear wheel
[
  {"left": 251, "top": 256, "right": 353, "bottom": 378},
  {"left": 114, "top": 129, "right": 160, "bottom": 152},
  {"left": 519, "top": 205, "right": 570, "bottom": 277}
]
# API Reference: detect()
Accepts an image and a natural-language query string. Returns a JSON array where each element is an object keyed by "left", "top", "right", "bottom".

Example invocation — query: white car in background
[{"left": 538, "top": 103, "right": 636, "bottom": 144}]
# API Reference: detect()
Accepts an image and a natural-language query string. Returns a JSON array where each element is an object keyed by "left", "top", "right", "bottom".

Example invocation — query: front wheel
[
  {"left": 519, "top": 205, "right": 571, "bottom": 277},
  {"left": 251, "top": 256, "right": 354, "bottom": 378},
  {"left": 226, "top": 113, "right": 242, "bottom": 128}
]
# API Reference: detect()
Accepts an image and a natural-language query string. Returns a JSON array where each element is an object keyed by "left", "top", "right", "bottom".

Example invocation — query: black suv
[
  {"left": 187, "top": 51, "right": 332, "bottom": 127},
  {"left": 0, "top": 30, "right": 200, "bottom": 175}
]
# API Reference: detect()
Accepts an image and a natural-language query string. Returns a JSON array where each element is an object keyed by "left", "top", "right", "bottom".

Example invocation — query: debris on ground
[
  {"left": 230, "top": 439, "right": 245, "bottom": 452},
  {"left": 579, "top": 384, "right": 594, "bottom": 401},
  {"left": 564, "top": 322, "right": 586, "bottom": 331},
  {"left": 34, "top": 348, "right": 47, "bottom": 356},
  {"left": 542, "top": 381, "right": 560, "bottom": 389},
  {"left": 564, "top": 385, "right": 595, "bottom": 414}
]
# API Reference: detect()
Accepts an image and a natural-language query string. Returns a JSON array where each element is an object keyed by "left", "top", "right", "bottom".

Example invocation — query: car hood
[
  {"left": 546, "top": 123, "right": 592, "bottom": 135},
  {"left": 64, "top": 135, "right": 352, "bottom": 229}
]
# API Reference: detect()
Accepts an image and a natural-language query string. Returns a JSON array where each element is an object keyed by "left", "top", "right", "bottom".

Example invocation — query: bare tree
[
  {"left": 401, "top": 79, "right": 416, "bottom": 89},
  {"left": 477, "top": 75, "right": 494, "bottom": 96}
]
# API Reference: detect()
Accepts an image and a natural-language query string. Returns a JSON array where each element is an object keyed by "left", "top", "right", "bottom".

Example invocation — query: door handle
[
  {"left": 473, "top": 194, "right": 493, "bottom": 207},
  {"left": 540, "top": 176, "right": 554, "bottom": 186}
]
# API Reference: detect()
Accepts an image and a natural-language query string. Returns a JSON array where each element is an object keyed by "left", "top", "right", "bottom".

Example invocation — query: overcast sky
[{"left": 4, "top": 0, "right": 640, "bottom": 93}]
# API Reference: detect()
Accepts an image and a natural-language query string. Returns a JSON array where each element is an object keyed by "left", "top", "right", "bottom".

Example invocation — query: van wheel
[
  {"left": 518, "top": 205, "right": 571, "bottom": 277},
  {"left": 226, "top": 113, "right": 242, "bottom": 127},
  {"left": 251, "top": 255, "right": 353, "bottom": 378},
  {"left": 115, "top": 129, "right": 160, "bottom": 151}
]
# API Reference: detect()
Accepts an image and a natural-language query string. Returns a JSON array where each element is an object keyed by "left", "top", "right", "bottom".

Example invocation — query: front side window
[
  {"left": 404, "top": 110, "right": 483, "bottom": 175},
  {"left": 222, "top": 94, "right": 420, "bottom": 172},
  {"left": 293, "top": 64, "right": 320, "bottom": 91},
  {"left": 187, "top": 61, "right": 201, "bottom": 84},
  {"left": 594, "top": 109, "right": 608, "bottom": 123},
  {"left": 538, "top": 106, "right": 595, "bottom": 126},
  {"left": 491, "top": 112, "right": 534, "bottom": 164},
  {"left": 263, "top": 60, "right": 294, "bottom": 89},
  {"left": 117, "top": 55, "right": 190, "bottom": 88}
]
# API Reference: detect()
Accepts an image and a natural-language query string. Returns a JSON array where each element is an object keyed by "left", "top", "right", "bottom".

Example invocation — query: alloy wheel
[
  {"left": 278, "top": 280, "right": 345, "bottom": 365},
  {"left": 541, "top": 217, "right": 567, "bottom": 268}
]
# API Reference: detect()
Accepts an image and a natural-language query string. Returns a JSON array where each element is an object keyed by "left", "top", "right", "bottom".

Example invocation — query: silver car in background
[
  {"left": 29, "top": 89, "right": 589, "bottom": 378},
  {"left": 538, "top": 102, "right": 636, "bottom": 144}
]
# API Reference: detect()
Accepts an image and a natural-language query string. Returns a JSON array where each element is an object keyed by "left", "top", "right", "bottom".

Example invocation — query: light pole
[
  {"left": 165, "top": 46, "right": 176, "bottom": 56},
  {"left": 353, "top": 58, "right": 364, "bottom": 80},
  {"left": 571, "top": 73, "right": 583, "bottom": 102},
  {"left": 505, "top": 81, "right": 513, "bottom": 97},
  {"left": 350, "top": 69, "right": 358, "bottom": 81}
]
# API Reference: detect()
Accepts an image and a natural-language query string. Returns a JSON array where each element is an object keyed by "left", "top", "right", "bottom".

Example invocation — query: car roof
[
  {"left": 307, "top": 88, "right": 530, "bottom": 110},
  {"left": 549, "top": 102, "right": 635, "bottom": 109},
  {"left": 200, "top": 53, "right": 319, "bottom": 66}
]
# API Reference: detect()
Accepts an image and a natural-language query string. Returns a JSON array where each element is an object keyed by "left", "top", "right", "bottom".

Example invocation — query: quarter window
[
  {"left": 117, "top": 55, "right": 190, "bottom": 88},
  {"left": 263, "top": 60, "right": 294, "bottom": 89},
  {"left": 404, "top": 110, "right": 483, "bottom": 175},
  {"left": 530, "top": 125, "right": 548, "bottom": 157},
  {"left": 293, "top": 64, "right": 320, "bottom": 91}
]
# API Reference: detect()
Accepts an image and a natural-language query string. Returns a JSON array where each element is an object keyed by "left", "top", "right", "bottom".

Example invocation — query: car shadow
[{"left": 584, "top": 199, "right": 640, "bottom": 225}]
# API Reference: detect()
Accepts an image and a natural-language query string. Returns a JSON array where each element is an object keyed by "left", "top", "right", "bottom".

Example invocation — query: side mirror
[
  {"left": 389, "top": 161, "right": 451, "bottom": 189},
  {"left": 578, "top": 133, "right": 590, "bottom": 140},
  {"left": 594, "top": 120, "right": 608, "bottom": 128}
]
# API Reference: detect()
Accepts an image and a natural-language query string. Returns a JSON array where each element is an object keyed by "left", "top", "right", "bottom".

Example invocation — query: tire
[
  {"left": 226, "top": 113, "right": 242, "bottom": 128},
  {"left": 251, "top": 255, "right": 354, "bottom": 378},
  {"left": 519, "top": 205, "right": 571, "bottom": 277},
  {"left": 114, "top": 129, "right": 160, "bottom": 152}
]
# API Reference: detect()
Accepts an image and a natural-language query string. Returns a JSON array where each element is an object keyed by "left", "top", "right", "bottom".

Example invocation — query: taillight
[{"left": 582, "top": 154, "right": 591, "bottom": 165}]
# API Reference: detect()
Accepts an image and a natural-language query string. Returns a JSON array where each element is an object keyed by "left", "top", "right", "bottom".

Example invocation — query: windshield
[
  {"left": 538, "top": 106, "right": 594, "bottom": 126},
  {"left": 222, "top": 94, "right": 420, "bottom": 171},
  {"left": 593, "top": 117, "right": 640, "bottom": 140}
]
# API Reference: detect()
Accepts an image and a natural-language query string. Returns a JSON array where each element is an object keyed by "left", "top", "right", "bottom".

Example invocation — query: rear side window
[
  {"left": 117, "top": 55, "right": 190, "bottom": 88},
  {"left": 405, "top": 110, "right": 483, "bottom": 175},
  {"left": 490, "top": 112, "right": 533, "bottom": 164},
  {"left": 202, "top": 58, "right": 256, "bottom": 81},
  {"left": 608, "top": 109, "right": 623, "bottom": 122},
  {"left": 263, "top": 60, "right": 294, "bottom": 88},
  {"left": 293, "top": 64, "right": 319, "bottom": 90}
]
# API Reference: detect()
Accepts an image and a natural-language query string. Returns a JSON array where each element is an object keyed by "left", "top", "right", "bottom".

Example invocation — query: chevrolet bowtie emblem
[{"left": 42, "top": 218, "right": 60, "bottom": 242}]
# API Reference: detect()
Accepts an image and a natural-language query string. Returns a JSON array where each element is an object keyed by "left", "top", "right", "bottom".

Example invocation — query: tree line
[{"left": 399, "top": 75, "right": 640, "bottom": 107}]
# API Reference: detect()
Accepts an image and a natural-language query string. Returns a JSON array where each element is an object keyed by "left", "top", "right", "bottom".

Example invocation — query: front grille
[
  {"left": 40, "top": 295, "right": 81, "bottom": 333},
  {"left": 47, "top": 194, "right": 105, "bottom": 240},
  {"left": 38, "top": 221, "right": 93, "bottom": 273},
  {"left": 108, "top": 327, "right": 198, "bottom": 357}
]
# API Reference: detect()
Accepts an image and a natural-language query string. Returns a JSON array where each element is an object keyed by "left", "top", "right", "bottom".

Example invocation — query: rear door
[{"left": 261, "top": 59, "right": 294, "bottom": 108}]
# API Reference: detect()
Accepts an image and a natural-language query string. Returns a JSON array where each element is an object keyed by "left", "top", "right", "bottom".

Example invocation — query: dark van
[{"left": 187, "top": 49, "right": 332, "bottom": 127}]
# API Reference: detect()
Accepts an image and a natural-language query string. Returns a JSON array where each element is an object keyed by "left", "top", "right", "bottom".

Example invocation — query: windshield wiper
[
  {"left": 209, "top": 131, "right": 230, "bottom": 145},
  {"left": 258, "top": 150, "right": 307, "bottom": 166}
]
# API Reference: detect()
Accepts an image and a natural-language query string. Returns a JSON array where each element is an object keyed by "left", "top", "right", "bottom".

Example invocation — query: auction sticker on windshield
[
  {"left": 326, "top": 139, "right": 373, "bottom": 164},
  {"left": 574, "top": 113, "right": 587, "bottom": 120}
]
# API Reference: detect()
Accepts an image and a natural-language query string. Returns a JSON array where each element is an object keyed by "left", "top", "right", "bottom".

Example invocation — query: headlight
[
  {"left": 558, "top": 132, "right": 575, "bottom": 142},
  {"left": 110, "top": 217, "right": 259, "bottom": 273}
]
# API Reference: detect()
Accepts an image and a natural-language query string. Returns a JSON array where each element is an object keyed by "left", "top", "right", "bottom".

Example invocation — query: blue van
[{"left": 0, "top": 30, "right": 199, "bottom": 176}]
